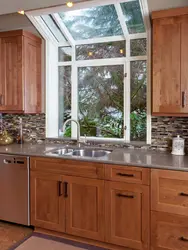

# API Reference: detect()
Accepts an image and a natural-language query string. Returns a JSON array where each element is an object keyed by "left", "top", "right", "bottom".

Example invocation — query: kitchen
[{"left": 0, "top": 0, "right": 188, "bottom": 250}]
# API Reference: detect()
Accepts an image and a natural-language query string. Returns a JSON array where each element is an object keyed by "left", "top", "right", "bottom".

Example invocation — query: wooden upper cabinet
[
  {"left": 0, "top": 30, "right": 42, "bottom": 113},
  {"left": 152, "top": 11, "right": 188, "bottom": 116},
  {"left": 64, "top": 176, "right": 105, "bottom": 241},
  {"left": 105, "top": 181, "right": 150, "bottom": 250}
]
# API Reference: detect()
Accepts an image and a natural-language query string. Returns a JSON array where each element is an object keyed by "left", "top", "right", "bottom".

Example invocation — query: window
[{"left": 27, "top": 0, "right": 150, "bottom": 143}]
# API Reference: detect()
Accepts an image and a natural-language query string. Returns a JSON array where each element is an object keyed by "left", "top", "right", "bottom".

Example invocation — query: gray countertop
[{"left": 0, "top": 143, "right": 187, "bottom": 172}]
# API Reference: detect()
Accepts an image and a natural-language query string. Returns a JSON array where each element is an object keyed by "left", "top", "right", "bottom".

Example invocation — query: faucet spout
[{"left": 62, "top": 119, "right": 81, "bottom": 147}]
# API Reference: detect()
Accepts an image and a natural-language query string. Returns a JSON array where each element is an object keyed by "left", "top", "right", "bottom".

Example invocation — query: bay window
[{"left": 26, "top": 0, "right": 151, "bottom": 143}]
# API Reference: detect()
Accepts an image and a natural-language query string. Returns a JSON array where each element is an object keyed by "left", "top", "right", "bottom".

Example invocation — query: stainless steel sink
[
  {"left": 47, "top": 147, "right": 112, "bottom": 158},
  {"left": 48, "top": 148, "right": 74, "bottom": 155},
  {"left": 71, "top": 149, "right": 111, "bottom": 158}
]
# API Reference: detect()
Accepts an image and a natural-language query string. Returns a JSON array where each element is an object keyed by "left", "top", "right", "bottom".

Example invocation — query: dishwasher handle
[{"left": 3, "top": 159, "right": 12, "bottom": 164}]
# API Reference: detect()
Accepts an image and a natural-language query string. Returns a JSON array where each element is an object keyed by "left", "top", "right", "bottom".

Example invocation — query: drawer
[
  {"left": 105, "top": 164, "right": 150, "bottom": 185},
  {"left": 30, "top": 157, "right": 104, "bottom": 179},
  {"left": 151, "top": 211, "right": 188, "bottom": 250},
  {"left": 151, "top": 169, "right": 188, "bottom": 216}
]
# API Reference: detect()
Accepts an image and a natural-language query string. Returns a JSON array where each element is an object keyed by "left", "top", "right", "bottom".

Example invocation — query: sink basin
[
  {"left": 47, "top": 147, "right": 112, "bottom": 158},
  {"left": 49, "top": 148, "right": 74, "bottom": 155},
  {"left": 71, "top": 149, "right": 111, "bottom": 158}
]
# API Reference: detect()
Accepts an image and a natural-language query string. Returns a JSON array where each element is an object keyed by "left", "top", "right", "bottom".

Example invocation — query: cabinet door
[
  {"left": 151, "top": 211, "right": 188, "bottom": 250},
  {"left": 105, "top": 181, "right": 149, "bottom": 250},
  {"left": 181, "top": 15, "right": 188, "bottom": 114},
  {"left": 0, "top": 36, "right": 23, "bottom": 111},
  {"left": 24, "top": 36, "right": 41, "bottom": 113},
  {"left": 30, "top": 171, "right": 65, "bottom": 232},
  {"left": 152, "top": 17, "right": 182, "bottom": 115},
  {"left": 64, "top": 176, "right": 105, "bottom": 241}
]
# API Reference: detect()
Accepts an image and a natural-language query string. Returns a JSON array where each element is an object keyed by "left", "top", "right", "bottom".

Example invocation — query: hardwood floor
[{"left": 0, "top": 221, "right": 33, "bottom": 250}]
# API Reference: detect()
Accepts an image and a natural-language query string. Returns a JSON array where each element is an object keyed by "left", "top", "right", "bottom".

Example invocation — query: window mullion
[
  {"left": 124, "top": 39, "right": 130, "bottom": 142},
  {"left": 71, "top": 45, "right": 78, "bottom": 139}
]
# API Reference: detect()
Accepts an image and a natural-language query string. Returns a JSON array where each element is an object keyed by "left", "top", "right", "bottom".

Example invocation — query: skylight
[
  {"left": 39, "top": 0, "right": 146, "bottom": 45},
  {"left": 58, "top": 5, "right": 123, "bottom": 40}
]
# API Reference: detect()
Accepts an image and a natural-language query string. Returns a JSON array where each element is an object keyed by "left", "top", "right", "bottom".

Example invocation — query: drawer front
[
  {"left": 30, "top": 157, "right": 104, "bottom": 179},
  {"left": 105, "top": 164, "right": 150, "bottom": 185},
  {"left": 151, "top": 211, "right": 188, "bottom": 250},
  {"left": 151, "top": 169, "right": 188, "bottom": 216}
]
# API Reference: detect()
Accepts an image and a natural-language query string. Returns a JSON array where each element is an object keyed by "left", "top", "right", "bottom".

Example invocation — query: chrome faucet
[{"left": 62, "top": 119, "right": 81, "bottom": 147}]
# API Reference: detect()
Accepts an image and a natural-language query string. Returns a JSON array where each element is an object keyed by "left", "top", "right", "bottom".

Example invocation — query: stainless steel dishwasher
[{"left": 0, "top": 154, "right": 30, "bottom": 226}]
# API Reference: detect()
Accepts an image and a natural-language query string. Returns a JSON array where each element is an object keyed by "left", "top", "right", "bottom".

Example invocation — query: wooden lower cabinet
[
  {"left": 105, "top": 181, "right": 150, "bottom": 250},
  {"left": 30, "top": 171, "right": 65, "bottom": 232},
  {"left": 64, "top": 176, "right": 105, "bottom": 241},
  {"left": 31, "top": 172, "right": 105, "bottom": 241},
  {"left": 151, "top": 211, "right": 188, "bottom": 250}
]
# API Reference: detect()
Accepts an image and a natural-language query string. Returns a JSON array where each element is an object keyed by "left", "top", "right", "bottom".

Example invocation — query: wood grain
[
  {"left": 151, "top": 211, "right": 188, "bottom": 250},
  {"left": 30, "top": 171, "right": 65, "bottom": 232},
  {"left": 105, "top": 164, "right": 150, "bottom": 185},
  {"left": 0, "top": 30, "right": 42, "bottom": 113},
  {"left": 30, "top": 157, "right": 104, "bottom": 179},
  {"left": 105, "top": 181, "right": 150, "bottom": 249},
  {"left": 64, "top": 176, "right": 105, "bottom": 241},
  {"left": 151, "top": 169, "right": 188, "bottom": 216}
]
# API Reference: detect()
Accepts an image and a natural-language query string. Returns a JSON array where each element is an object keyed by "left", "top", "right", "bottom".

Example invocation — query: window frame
[{"left": 26, "top": 0, "right": 151, "bottom": 144}]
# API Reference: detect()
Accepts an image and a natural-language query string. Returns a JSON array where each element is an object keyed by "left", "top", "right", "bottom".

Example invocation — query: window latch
[
  {"left": 124, "top": 73, "right": 127, "bottom": 77},
  {"left": 124, "top": 126, "right": 127, "bottom": 130}
]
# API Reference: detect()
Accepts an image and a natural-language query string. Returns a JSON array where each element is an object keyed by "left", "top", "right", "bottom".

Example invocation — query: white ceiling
[
  {"left": 148, "top": 0, "right": 188, "bottom": 12},
  {"left": 0, "top": 0, "right": 187, "bottom": 15}
]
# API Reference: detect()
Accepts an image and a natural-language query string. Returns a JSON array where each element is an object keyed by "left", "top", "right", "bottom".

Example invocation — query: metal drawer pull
[
  {"left": 182, "top": 91, "right": 186, "bottom": 108},
  {"left": 16, "top": 161, "right": 25, "bottom": 164},
  {"left": 3, "top": 159, "right": 11, "bottom": 164},
  {"left": 180, "top": 237, "right": 188, "bottom": 242},
  {"left": 64, "top": 182, "right": 68, "bottom": 198},
  {"left": 117, "top": 193, "right": 134, "bottom": 199},
  {"left": 58, "top": 181, "right": 63, "bottom": 196},
  {"left": 179, "top": 192, "right": 188, "bottom": 197},
  {"left": 117, "top": 173, "right": 134, "bottom": 177}
]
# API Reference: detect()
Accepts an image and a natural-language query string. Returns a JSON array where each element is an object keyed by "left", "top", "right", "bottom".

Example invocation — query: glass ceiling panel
[
  {"left": 58, "top": 5, "right": 123, "bottom": 40},
  {"left": 120, "top": 1, "right": 145, "bottom": 34},
  {"left": 41, "top": 15, "right": 67, "bottom": 42}
]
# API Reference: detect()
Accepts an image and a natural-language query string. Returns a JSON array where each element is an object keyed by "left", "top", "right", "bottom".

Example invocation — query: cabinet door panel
[
  {"left": 181, "top": 15, "right": 188, "bottom": 113},
  {"left": 0, "top": 36, "right": 23, "bottom": 111},
  {"left": 151, "top": 211, "right": 188, "bottom": 250},
  {"left": 24, "top": 37, "right": 41, "bottom": 113},
  {"left": 30, "top": 171, "right": 65, "bottom": 232},
  {"left": 105, "top": 181, "right": 149, "bottom": 250},
  {"left": 64, "top": 176, "right": 105, "bottom": 241},
  {"left": 152, "top": 17, "right": 181, "bottom": 114}
]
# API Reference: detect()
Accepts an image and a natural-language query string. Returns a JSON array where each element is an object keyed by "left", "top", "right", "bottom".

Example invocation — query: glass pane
[
  {"left": 41, "top": 15, "right": 67, "bottom": 42},
  {"left": 59, "top": 66, "right": 71, "bottom": 136},
  {"left": 59, "top": 5, "right": 123, "bottom": 40},
  {"left": 59, "top": 47, "right": 72, "bottom": 62},
  {"left": 121, "top": 1, "right": 145, "bottom": 34},
  {"left": 131, "top": 38, "right": 147, "bottom": 56},
  {"left": 130, "top": 61, "right": 147, "bottom": 141},
  {"left": 76, "top": 41, "right": 126, "bottom": 60},
  {"left": 78, "top": 65, "right": 124, "bottom": 138}
]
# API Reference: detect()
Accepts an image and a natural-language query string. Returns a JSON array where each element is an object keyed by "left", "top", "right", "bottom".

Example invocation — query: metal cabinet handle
[
  {"left": 179, "top": 236, "right": 188, "bottom": 242},
  {"left": 179, "top": 192, "right": 188, "bottom": 197},
  {"left": 182, "top": 91, "right": 186, "bottom": 108},
  {"left": 3, "top": 159, "right": 11, "bottom": 164},
  {"left": 117, "top": 173, "right": 134, "bottom": 177},
  {"left": 117, "top": 193, "right": 134, "bottom": 199},
  {"left": 58, "top": 181, "right": 63, "bottom": 196},
  {"left": 64, "top": 182, "right": 68, "bottom": 198}
]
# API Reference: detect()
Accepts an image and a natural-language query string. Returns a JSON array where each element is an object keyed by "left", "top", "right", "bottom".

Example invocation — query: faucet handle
[{"left": 79, "top": 134, "right": 87, "bottom": 144}]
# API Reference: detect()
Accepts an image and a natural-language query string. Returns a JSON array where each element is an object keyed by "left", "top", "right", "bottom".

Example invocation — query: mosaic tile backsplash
[
  {"left": 2, "top": 114, "right": 46, "bottom": 143},
  {"left": 2, "top": 114, "right": 188, "bottom": 152}
]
